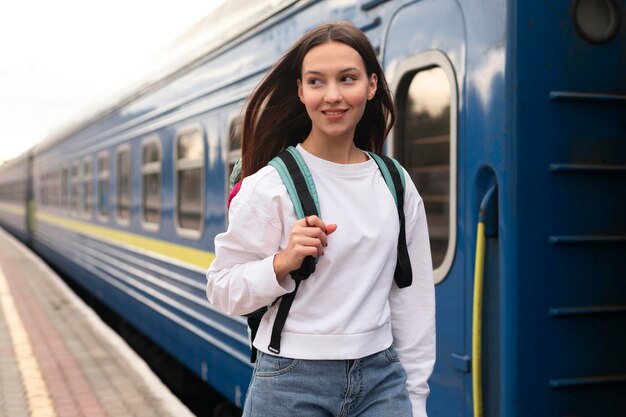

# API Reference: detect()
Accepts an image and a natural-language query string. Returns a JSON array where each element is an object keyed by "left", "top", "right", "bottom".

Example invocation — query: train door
[{"left": 382, "top": 2, "right": 466, "bottom": 416}]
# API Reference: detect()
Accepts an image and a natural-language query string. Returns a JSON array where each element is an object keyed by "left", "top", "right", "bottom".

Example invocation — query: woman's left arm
[{"left": 389, "top": 176, "right": 436, "bottom": 417}]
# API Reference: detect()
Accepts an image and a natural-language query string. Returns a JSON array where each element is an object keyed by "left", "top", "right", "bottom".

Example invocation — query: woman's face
[{"left": 297, "top": 41, "right": 377, "bottom": 144}]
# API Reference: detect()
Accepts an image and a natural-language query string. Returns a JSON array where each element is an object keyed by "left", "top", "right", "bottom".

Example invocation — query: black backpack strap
[
  {"left": 368, "top": 153, "right": 413, "bottom": 288},
  {"left": 267, "top": 148, "right": 319, "bottom": 355},
  {"left": 247, "top": 313, "right": 263, "bottom": 362}
]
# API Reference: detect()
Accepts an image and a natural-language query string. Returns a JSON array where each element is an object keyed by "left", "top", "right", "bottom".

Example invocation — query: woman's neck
[{"left": 300, "top": 135, "right": 367, "bottom": 164}]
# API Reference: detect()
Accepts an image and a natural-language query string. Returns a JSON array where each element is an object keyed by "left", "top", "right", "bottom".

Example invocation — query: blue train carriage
[
  {"left": 391, "top": 0, "right": 625, "bottom": 416},
  {"left": 498, "top": 1, "right": 626, "bottom": 416},
  {"left": 5, "top": 0, "right": 625, "bottom": 416},
  {"left": 388, "top": 0, "right": 625, "bottom": 416},
  {"left": 0, "top": 151, "right": 33, "bottom": 242}
]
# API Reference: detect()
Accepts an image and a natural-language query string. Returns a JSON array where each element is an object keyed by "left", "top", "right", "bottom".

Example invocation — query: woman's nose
[{"left": 324, "top": 84, "right": 343, "bottom": 103}]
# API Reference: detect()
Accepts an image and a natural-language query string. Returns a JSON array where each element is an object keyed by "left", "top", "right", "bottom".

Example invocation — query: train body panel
[{"left": 1, "top": 0, "right": 624, "bottom": 415}]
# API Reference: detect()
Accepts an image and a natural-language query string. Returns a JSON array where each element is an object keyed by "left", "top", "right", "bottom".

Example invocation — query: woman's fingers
[
  {"left": 279, "top": 216, "right": 337, "bottom": 274},
  {"left": 302, "top": 215, "right": 337, "bottom": 240},
  {"left": 293, "top": 235, "right": 325, "bottom": 257}
]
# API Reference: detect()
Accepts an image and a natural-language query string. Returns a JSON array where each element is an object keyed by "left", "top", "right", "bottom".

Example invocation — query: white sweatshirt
[{"left": 206, "top": 144, "right": 435, "bottom": 417}]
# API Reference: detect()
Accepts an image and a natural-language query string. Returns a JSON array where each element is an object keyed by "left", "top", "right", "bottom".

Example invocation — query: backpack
[{"left": 229, "top": 146, "right": 412, "bottom": 362}]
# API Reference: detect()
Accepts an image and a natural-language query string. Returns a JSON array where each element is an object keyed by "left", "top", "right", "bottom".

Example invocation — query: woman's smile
[{"left": 322, "top": 108, "right": 348, "bottom": 120}]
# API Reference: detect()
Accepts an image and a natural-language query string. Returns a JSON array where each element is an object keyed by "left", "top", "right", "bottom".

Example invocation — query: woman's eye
[
  {"left": 307, "top": 79, "right": 323, "bottom": 86},
  {"left": 341, "top": 75, "right": 357, "bottom": 83}
]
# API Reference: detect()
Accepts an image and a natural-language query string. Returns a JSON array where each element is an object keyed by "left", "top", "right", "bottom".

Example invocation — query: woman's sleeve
[
  {"left": 206, "top": 179, "right": 295, "bottom": 316},
  {"left": 389, "top": 174, "right": 436, "bottom": 417}
]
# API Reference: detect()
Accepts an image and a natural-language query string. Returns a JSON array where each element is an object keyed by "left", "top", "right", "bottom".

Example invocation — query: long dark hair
[{"left": 241, "top": 21, "right": 396, "bottom": 178}]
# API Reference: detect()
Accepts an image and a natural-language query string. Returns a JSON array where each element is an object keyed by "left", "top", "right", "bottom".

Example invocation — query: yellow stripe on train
[
  {"left": 35, "top": 211, "right": 215, "bottom": 270},
  {"left": 0, "top": 202, "right": 26, "bottom": 216}
]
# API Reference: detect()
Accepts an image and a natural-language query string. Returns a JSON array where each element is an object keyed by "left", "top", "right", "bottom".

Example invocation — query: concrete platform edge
[{"left": 0, "top": 227, "right": 197, "bottom": 417}]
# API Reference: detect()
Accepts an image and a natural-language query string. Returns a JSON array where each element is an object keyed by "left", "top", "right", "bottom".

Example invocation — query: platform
[{"left": 0, "top": 227, "right": 196, "bottom": 417}]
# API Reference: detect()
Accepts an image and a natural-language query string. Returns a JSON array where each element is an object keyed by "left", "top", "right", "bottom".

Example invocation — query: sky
[{"left": 0, "top": 0, "right": 226, "bottom": 165}]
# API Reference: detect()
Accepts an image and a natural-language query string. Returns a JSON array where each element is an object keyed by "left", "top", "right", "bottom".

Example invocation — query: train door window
[
  {"left": 395, "top": 52, "right": 458, "bottom": 283},
  {"left": 97, "top": 152, "right": 110, "bottom": 221},
  {"left": 116, "top": 146, "right": 131, "bottom": 224},
  {"left": 226, "top": 114, "right": 242, "bottom": 210},
  {"left": 82, "top": 158, "right": 93, "bottom": 218},
  {"left": 175, "top": 125, "right": 204, "bottom": 238},
  {"left": 141, "top": 136, "right": 162, "bottom": 230},
  {"left": 70, "top": 162, "right": 80, "bottom": 215}
]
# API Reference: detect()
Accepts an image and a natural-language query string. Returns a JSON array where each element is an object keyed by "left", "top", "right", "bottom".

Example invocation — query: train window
[
  {"left": 61, "top": 165, "right": 69, "bottom": 211},
  {"left": 39, "top": 174, "right": 45, "bottom": 207},
  {"left": 70, "top": 162, "right": 80, "bottom": 215},
  {"left": 40, "top": 174, "right": 45, "bottom": 207},
  {"left": 116, "top": 146, "right": 132, "bottom": 224},
  {"left": 97, "top": 152, "right": 110, "bottom": 220},
  {"left": 82, "top": 158, "right": 93, "bottom": 218},
  {"left": 395, "top": 52, "right": 458, "bottom": 283},
  {"left": 43, "top": 173, "right": 49, "bottom": 207},
  {"left": 141, "top": 137, "right": 162, "bottom": 230},
  {"left": 53, "top": 171, "right": 62, "bottom": 210},
  {"left": 175, "top": 125, "right": 204, "bottom": 237}
]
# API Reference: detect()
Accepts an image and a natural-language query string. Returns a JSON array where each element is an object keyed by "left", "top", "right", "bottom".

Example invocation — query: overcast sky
[{"left": 0, "top": 0, "right": 226, "bottom": 165}]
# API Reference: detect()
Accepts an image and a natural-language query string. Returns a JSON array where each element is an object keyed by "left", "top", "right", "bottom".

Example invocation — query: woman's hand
[{"left": 273, "top": 215, "right": 337, "bottom": 282}]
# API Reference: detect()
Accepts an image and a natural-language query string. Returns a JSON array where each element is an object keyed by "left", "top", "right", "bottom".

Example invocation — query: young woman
[{"left": 206, "top": 22, "right": 435, "bottom": 417}]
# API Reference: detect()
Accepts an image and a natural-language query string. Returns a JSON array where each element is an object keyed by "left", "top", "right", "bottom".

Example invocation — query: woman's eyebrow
[{"left": 303, "top": 67, "right": 361, "bottom": 75}]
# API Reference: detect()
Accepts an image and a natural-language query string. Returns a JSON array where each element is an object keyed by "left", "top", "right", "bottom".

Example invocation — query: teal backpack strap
[
  {"left": 268, "top": 155, "right": 306, "bottom": 219},
  {"left": 285, "top": 146, "right": 321, "bottom": 216},
  {"left": 269, "top": 146, "right": 321, "bottom": 218},
  {"left": 368, "top": 152, "right": 405, "bottom": 205},
  {"left": 368, "top": 152, "right": 413, "bottom": 289},
  {"left": 263, "top": 146, "right": 320, "bottom": 356}
]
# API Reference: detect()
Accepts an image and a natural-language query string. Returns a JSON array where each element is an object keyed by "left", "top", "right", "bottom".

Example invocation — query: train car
[
  {"left": 0, "top": 151, "right": 33, "bottom": 243},
  {"left": 0, "top": 0, "right": 624, "bottom": 416}
]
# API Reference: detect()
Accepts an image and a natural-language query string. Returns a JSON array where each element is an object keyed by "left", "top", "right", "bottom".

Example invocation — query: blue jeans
[{"left": 242, "top": 346, "right": 412, "bottom": 417}]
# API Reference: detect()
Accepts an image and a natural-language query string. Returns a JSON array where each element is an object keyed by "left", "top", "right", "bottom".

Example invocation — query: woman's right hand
[{"left": 273, "top": 215, "right": 337, "bottom": 282}]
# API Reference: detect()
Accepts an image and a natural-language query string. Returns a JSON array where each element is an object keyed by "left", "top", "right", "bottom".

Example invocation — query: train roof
[{"left": 33, "top": 0, "right": 298, "bottom": 156}]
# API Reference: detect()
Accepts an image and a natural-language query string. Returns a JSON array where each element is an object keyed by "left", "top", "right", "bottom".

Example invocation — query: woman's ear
[
  {"left": 368, "top": 73, "right": 378, "bottom": 100},
  {"left": 297, "top": 79, "right": 304, "bottom": 103}
]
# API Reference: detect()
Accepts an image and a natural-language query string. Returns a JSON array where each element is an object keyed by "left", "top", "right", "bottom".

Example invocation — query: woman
[{"left": 207, "top": 22, "right": 435, "bottom": 417}]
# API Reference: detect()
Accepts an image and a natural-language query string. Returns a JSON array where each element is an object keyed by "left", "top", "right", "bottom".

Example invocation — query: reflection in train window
[
  {"left": 141, "top": 137, "right": 162, "bottom": 228},
  {"left": 82, "top": 158, "right": 93, "bottom": 218},
  {"left": 116, "top": 147, "right": 131, "bottom": 223},
  {"left": 398, "top": 65, "right": 453, "bottom": 275},
  {"left": 70, "top": 162, "right": 80, "bottom": 214},
  {"left": 175, "top": 127, "right": 204, "bottom": 235},
  {"left": 97, "top": 152, "right": 110, "bottom": 220}
]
